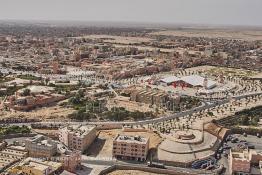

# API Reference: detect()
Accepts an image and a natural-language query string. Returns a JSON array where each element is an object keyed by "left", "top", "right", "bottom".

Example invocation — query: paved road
[
  {"left": 6, "top": 92, "right": 262, "bottom": 127},
  {"left": 82, "top": 159, "right": 216, "bottom": 175}
]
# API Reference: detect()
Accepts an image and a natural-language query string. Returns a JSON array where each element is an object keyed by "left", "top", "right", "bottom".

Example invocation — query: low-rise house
[
  {"left": 6, "top": 85, "right": 66, "bottom": 111},
  {"left": 9, "top": 157, "right": 63, "bottom": 175},
  {"left": 25, "top": 135, "right": 57, "bottom": 158}
]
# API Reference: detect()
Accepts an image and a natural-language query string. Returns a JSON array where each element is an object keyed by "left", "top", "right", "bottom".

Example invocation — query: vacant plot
[
  {"left": 74, "top": 35, "right": 153, "bottom": 44},
  {"left": 0, "top": 104, "right": 76, "bottom": 121},
  {"left": 185, "top": 65, "right": 259, "bottom": 77},
  {"left": 150, "top": 28, "right": 262, "bottom": 41}
]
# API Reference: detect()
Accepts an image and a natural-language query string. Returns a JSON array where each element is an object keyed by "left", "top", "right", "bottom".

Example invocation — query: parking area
[
  {"left": 219, "top": 134, "right": 262, "bottom": 156},
  {"left": 217, "top": 134, "right": 262, "bottom": 174}
]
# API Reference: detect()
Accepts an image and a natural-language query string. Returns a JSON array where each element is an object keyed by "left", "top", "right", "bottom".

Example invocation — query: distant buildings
[
  {"left": 25, "top": 135, "right": 57, "bottom": 158},
  {"left": 130, "top": 88, "right": 180, "bottom": 108},
  {"left": 58, "top": 125, "right": 96, "bottom": 153},
  {"left": 113, "top": 134, "right": 149, "bottom": 161},
  {"left": 5, "top": 85, "right": 65, "bottom": 111}
]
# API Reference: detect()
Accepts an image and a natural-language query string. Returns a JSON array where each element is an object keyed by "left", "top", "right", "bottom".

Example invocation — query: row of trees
[
  {"left": 0, "top": 125, "right": 30, "bottom": 136},
  {"left": 104, "top": 107, "right": 155, "bottom": 121},
  {"left": 237, "top": 106, "right": 262, "bottom": 126}
]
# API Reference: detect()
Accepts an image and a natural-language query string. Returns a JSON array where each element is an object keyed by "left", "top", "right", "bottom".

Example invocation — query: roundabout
[{"left": 169, "top": 129, "right": 203, "bottom": 144}]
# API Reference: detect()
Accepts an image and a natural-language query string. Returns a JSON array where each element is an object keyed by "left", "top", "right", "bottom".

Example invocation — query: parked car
[
  {"left": 231, "top": 138, "right": 238, "bottom": 143},
  {"left": 218, "top": 147, "right": 223, "bottom": 154},
  {"left": 147, "top": 162, "right": 166, "bottom": 169},
  {"left": 248, "top": 144, "right": 255, "bottom": 149}
]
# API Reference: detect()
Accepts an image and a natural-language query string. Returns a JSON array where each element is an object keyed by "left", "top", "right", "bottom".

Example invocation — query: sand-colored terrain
[
  {"left": 150, "top": 28, "right": 262, "bottom": 41},
  {"left": 185, "top": 65, "right": 259, "bottom": 77},
  {"left": 0, "top": 104, "right": 75, "bottom": 120},
  {"left": 74, "top": 35, "right": 153, "bottom": 44}
]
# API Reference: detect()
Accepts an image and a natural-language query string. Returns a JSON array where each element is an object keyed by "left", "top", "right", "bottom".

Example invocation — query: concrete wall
[
  {"left": 96, "top": 124, "right": 122, "bottom": 130},
  {"left": 122, "top": 128, "right": 148, "bottom": 132},
  {"left": 99, "top": 164, "right": 217, "bottom": 175},
  {"left": 0, "top": 133, "right": 36, "bottom": 140}
]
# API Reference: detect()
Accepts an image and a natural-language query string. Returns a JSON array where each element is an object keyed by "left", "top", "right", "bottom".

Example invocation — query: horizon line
[{"left": 1, "top": 19, "right": 262, "bottom": 29}]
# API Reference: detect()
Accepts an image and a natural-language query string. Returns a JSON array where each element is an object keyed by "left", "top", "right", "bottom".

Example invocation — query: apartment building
[
  {"left": 113, "top": 135, "right": 149, "bottom": 161},
  {"left": 229, "top": 149, "right": 262, "bottom": 175},
  {"left": 61, "top": 151, "right": 81, "bottom": 173},
  {"left": 58, "top": 125, "right": 96, "bottom": 153},
  {"left": 25, "top": 135, "right": 57, "bottom": 158}
]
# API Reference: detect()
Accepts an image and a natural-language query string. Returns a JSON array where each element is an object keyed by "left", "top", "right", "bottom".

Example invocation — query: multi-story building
[
  {"left": 112, "top": 135, "right": 149, "bottom": 161},
  {"left": 229, "top": 149, "right": 262, "bottom": 175},
  {"left": 25, "top": 135, "right": 57, "bottom": 158},
  {"left": 58, "top": 125, "right": 96, "bottom": 153},
  {"left": 60, "top": 151, "right": 81, "bottom": 173}
]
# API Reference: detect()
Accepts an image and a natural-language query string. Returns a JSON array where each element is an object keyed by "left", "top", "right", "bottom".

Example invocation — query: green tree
[
  {"left": 22, "top": 88, "right": 31, "bottom": 96},
  {"left": 241, "top": 116, "right": 249, "bottom": 126}
]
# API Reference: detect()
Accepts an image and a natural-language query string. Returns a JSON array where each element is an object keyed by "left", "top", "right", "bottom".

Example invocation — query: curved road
[{"left": 9, "top": 92, "right": 261, "bottom": 127}]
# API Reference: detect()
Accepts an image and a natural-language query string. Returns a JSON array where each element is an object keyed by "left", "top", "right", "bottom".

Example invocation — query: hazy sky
[{"left": 0, "top": 0, "right": 261, "bottom": 26}]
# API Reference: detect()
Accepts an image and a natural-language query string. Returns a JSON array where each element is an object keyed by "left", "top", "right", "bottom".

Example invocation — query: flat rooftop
[
  {"left": 61, "top": 125, "right": 96, "bottom": 138},
  {"left": 231, "top": 149, "right": 250, "bottom": 160},
  {"left": 26, "top": 161, "right": 49, "bottom": 171},
  {"left": 26, "top": 135, "right": 56, "bottom": 147},
  {"left": 115, "top": 135, "right": 149, "bottom": 144}
]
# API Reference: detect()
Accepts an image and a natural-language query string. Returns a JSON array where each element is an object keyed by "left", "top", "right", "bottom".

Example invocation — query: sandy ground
[
  {"left": 107, "top": 170, "right": 167, "bottom": 175},
  {"left": 114, "top": 44, "right": 175, "bottom": 53},
  {"left": 32, "top": 129, "right": 58, "bottom": 136},
  {"left": 86, "top": 129, "right": 163, "bottom": 158},
  {"left": 150, "top": 29, "right": 262, "bottom": 41},
  {"left": 185, "top": 65, "right": 259, "bottom": 77},
  {"left": 73, "top": 35, "right": 153, "bottom": 44},
  {"left": 251, "top": 72, "right": 262, "bottom": 79},
  {"left": 0, "top": 104, "right": 75, "bottom": 120},
  {"left": 107, "top": 97, "right": 155, "bottom": 113}
]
